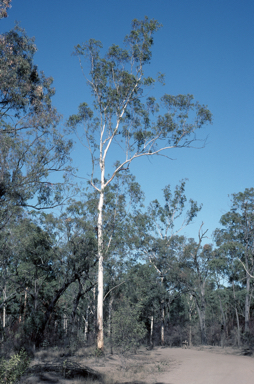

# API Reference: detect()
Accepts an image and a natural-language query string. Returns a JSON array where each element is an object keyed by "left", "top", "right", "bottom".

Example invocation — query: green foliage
[
  {"left": 148, "top": 180, "right": 202, "bottom": 239},
  {"left": 0, "top": 22, "right": 74, "bottom": 236},
  {"left": 0, "top": 349, "right": 30, "bottom": 384},
  {"left": 214, "top": 188, "right": 254, "bottom": 285},
  {"left": 0, "top": 24, "right": 53, "bottom": 118},
  {"left": 93, "top": 348, "right": 104, "bottom": 358},
  {"left": 112, "top": 297, "right": 147, "bottom": 353},
  {"left": 68, "top": 18, "right": 212, "bottom": 183},
  {"left": 0, "top": 0, "right": 12, "bottom": 19},
  {"left": 68, "top": 17, "right": 211, "bottom": 350}
]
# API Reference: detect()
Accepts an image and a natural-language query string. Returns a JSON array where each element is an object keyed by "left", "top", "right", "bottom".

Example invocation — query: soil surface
[
  {"left": 152, "top": 346, "right": 254, "bottom": 384},
  {"left": 23, "top": 345, "right": 254, "bottom": 384},
  {"left": 87, "top": 346, "right": 254, "bottom": 384}
]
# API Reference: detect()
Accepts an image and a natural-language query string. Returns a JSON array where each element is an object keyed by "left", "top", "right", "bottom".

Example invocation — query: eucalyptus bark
[
  {"left": 196, "top": 289, "right": 206, "bottom": 345},
  {"left": 161, "top": 303, "right": 165, "bottom": 345},
  {"left": 189, "top": 319, "right": 192, "bottom": 348},
  {"left": 244, "top": 251, "right": 250, "bottom": 333},
  {"left": 232, "top": 282, "right": 241, "bottom": 347},
  {"left": 84, "top": 307, "right": 89, "bottom": 341},
  {"left": 93, "top": 286, "right": 96, "bottom": 340},
  {"left": 218, "top": 295, "right": 226, "bottom": 348},
  {"left": 108, "top": 296, "right": 114, "bottom": 354},
  {"left": 187, "top": 295, "right": 194, "bottom": 347},
  {"left": 63, "top": 313, "right": 68, "bottom": 334},
  {"left": 97, "top": 185, "right": 105, "bottom": 350},
  {"left": 150, "top": 315, "right": 154, "bottom": 348},
  {"left": 188, "top": 306, "right": 192, "bottom": 347}
]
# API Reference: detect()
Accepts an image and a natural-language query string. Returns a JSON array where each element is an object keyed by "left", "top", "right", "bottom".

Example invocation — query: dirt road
[
  {"left": 154, "top": 347, "right": 254, "bottom": 384},
  {"left": 26, "top": 345, "right": 254, "bottom": 384}
]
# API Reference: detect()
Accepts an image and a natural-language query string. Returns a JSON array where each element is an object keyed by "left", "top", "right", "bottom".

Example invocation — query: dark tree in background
[{"left": 0, "top": 24, "right": 73, "bottom": 232}]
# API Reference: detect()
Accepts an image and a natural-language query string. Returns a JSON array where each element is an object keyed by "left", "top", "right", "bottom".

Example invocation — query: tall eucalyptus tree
[{"left": 68, "top": 17, "right": 212, "bottom": 350}]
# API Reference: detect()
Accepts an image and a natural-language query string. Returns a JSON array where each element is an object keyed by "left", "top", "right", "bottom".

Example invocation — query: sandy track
[
  {"left": 154, "top": 347, "right": 254, "bottom": 384},
  {"left": 27, "top": 345, "right": 254, "bottom": 384}
]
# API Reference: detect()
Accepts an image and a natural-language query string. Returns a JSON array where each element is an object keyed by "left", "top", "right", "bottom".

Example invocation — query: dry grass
[{"left": 18, "top": 345, "right": 175, "bottom": 384}]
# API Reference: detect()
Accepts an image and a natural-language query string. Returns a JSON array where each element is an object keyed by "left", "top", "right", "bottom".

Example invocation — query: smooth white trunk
[
  {"left": 196, "top": 297, "right": 206, "bottom": 345},
  {"left": 63, "top": 313, "right": 68, "bottom": 334},
  {"left": 84, "top": 307, "right": 89, "bottom": 341},
  {"left": 150, "top": 315, "right": 154, "bottom": 347},
  {"left": 97, "top": 187, "right": 104, "bottom": 350},
  {"left": 161, "top": 305, "right": 165, "bottom": 345}
]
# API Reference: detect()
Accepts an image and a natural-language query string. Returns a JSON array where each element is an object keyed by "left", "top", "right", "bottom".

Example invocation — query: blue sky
[{"left": 2, "top": 0, "right": 254, "bottom": 241}]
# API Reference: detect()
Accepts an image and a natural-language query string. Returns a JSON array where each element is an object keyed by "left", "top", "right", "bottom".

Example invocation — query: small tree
[
  {"left": 112, "top": 296, "right": 146, "bottom": 354},
  {"left": 68, "top": 17, "right": 212, "bottom": 350},
  {"left": 143, "top": 180, "right": 201, "bottom": 345},
  {"left": 182, "top": 225, "right": 214, "bottom": 345}
]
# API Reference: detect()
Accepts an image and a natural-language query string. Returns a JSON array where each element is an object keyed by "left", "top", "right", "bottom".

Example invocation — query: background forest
[{"left": 1, "top": 1, "right": 254, "bottom": 366}]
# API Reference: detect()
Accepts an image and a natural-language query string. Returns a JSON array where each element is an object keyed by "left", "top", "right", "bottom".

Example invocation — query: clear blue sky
[{"left": 2, "top": 0, "right": 254, "bottom": 241}]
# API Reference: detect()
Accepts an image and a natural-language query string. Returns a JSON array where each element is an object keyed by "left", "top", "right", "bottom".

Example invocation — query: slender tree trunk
[
  {"left": 2, "top": 262, "right": 7, "bottom": 339},
  {"left": 19, "top": 295, "right": 22, "bottom": 323},
  {"left": 23, "top": 287, "right": 28, "bottom": 322},
  {"left": 2, "top": 285, "right": 6, "bottom": 341},
  {"left": 3, "top": 286, "right": 6, "bottom": 329},
  {"left": 97, "top": 179, "right": 105, "bottom": 350},
  {"left": 108, "top": 296, "right": 114, "bottom": 354},
  {"left": 244, "top": 213, "right": 250, "bottom": 333},
  {"left": 32, "top": 274, "right": 38, "bottom": 352},
  {"left": 235, "top": 306, "right": 241, "bottom": 347},
  {"left": 187, "top": 295, "right": 194, "bottom": 347},
  {"left": 150, "top": 315, "right": 154, "bottom": 348},
  {"left": 196, "top": 297, "right": 206, "bottom": 345},
  {"left": 63, "top": 314, "right": 68, "bottom": 334},
  {"left": 34, "top": 268, "right": 38, "bottom": 312},
  {"left": 92, "top": 287, "right": 96, "bottom": 341},
  {"left": 218, "top": 295, "right": 226, "bottom": 348},
  {"left": 189, "top": 323, "right": 192, "bottom": 347},
  {"left": 84, "top": 308, "right": 89, "bottom": 341},
  {"left": 189, "top": 310, "right": 192, "bottom": 347},
  {"left": 160, "top": 275, "right": 165, "bottom": 346},
  {"left": 161, "top": 302, "right": 165, "bottom": 345},
  {"left": 232, "top": 282, "right": 241, "bottom": 347},
  {"left": 245, "top": 255, "right": 250, "bottom": 333}
]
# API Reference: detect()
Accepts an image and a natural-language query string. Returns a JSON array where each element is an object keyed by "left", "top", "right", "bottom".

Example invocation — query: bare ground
[{"left": 20, "top": 345, "right": 254, "bottom": 384}]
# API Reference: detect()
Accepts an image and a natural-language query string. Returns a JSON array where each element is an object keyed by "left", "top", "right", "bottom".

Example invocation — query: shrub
[
  {"left": 112, "top": 297, "right": 147, "bottom": 354},
  {"left": 0, "top": 349, "right": 30, "bottom": 383}
]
